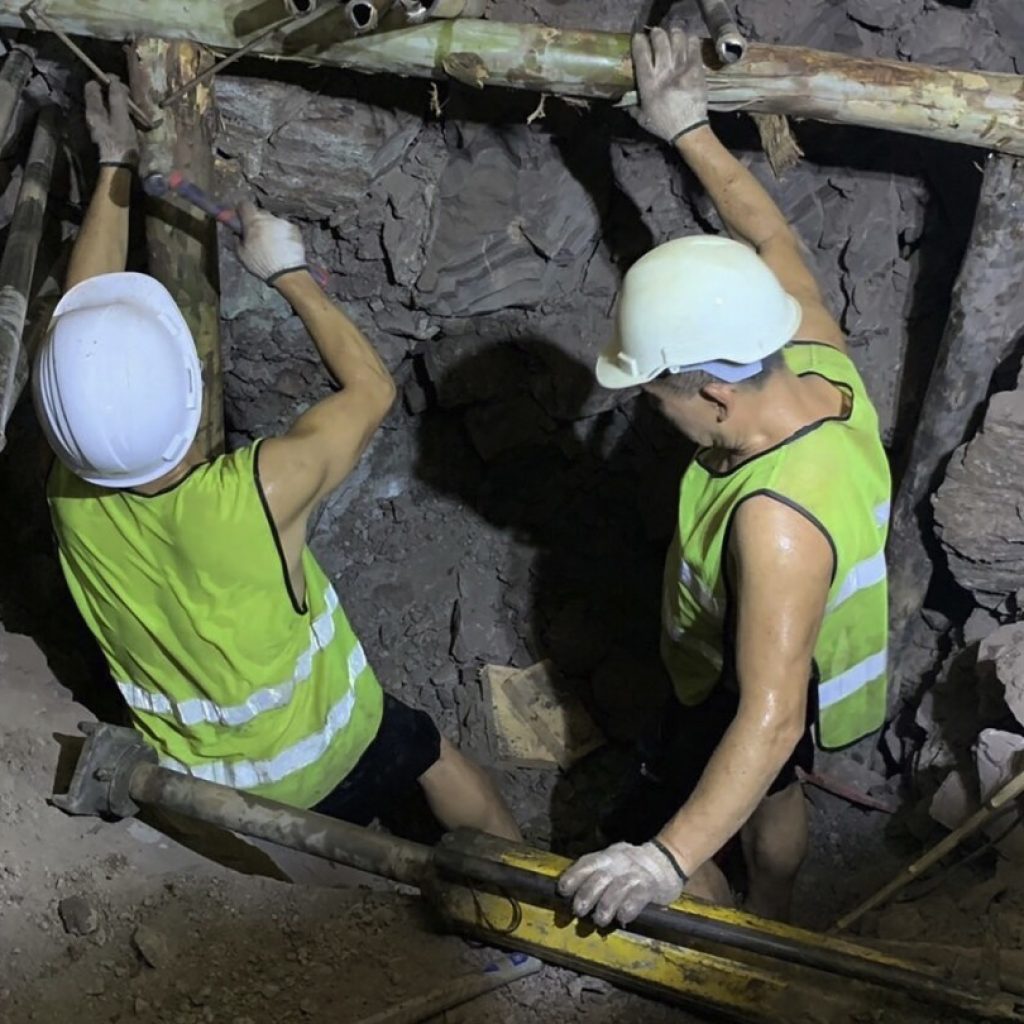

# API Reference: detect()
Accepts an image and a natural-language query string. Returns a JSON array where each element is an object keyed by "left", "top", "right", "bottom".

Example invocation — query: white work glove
[
  {"left": 631, "top": 27, "right": 709, "bottom": 144},
  {"left": 85, "top": 78, "right": 139, "bottom": 168},
  {"left": 236, "top": 200, "right": 308, "bottom": 285},
  {"left": 558, "top": 840, "right": 688, "bottom": 928}
]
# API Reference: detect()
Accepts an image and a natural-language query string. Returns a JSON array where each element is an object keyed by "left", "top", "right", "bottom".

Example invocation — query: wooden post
[
  {"left": 887, "top": 154, "right": 1024, "bottom": 699},
  {"left": 127, "top": 38, "right": 224, "bottom": 458}
]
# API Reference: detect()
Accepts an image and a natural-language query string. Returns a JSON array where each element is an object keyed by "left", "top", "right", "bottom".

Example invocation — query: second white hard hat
[
  {"left": 595, "top": 235, "right": 803, "bottom": 390},
  {"left": 33, "top": 273, "right": 202, "bottom": 488}
]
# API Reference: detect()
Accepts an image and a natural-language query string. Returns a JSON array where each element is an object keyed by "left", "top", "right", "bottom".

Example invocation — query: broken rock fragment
[
  {"left": 57, "top": 895, "right": 100, "bottom": 937},
  {"left": 934, "top": 389, "right": 1024, "bottom": 611},
  {"left": 978, "top": 623, "right": 1024, "bottom": 730},
  {"left": 132, "top": 924, "right": 171, "bottom": 970}
]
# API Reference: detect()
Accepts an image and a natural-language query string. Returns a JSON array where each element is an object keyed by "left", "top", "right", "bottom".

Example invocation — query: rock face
[{"left": 934, "top": 389, "right": 1024, "bottom": 612}]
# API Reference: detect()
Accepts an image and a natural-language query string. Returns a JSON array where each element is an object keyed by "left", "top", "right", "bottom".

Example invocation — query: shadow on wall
[{"left": 413, "top": 335, "right": 697, "bottom": 849}]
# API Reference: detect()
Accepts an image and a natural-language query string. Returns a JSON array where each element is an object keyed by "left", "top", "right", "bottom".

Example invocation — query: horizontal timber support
[{"left": 4, "top": 4, "right": 1023, "bottom": 155}]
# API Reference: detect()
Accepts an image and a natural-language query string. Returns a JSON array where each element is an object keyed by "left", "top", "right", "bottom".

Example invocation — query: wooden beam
[
  {"left": 6, "top": 5, "right": 1024, "bottom": 156},
  {"left": 887, "top": 154, "right": 1024, "bottom": 700},
  {"left": 128, "top": 38, "right": 225, "bottom": 458}
]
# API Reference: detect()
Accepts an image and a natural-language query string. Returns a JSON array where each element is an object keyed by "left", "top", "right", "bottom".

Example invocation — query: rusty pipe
[
  {"left": 0, "top": 48, "right": 33, "bottom": 150},
  {"left": 130, "top": 761, "right": 432, "bottom": 886},
  {"left": 696, "top": 0, "right": 746, "bottom": 64},
  {"left": 0, "top": 107, "right": 58, "bottom": 451}
]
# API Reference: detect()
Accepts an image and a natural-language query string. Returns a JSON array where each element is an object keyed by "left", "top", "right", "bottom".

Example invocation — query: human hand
[
  {"left": 236, "top": 200, "right": 308, "bottom": 285},
  {"left": 85, "top": 77, "right": 139, "bottom": 168},
  {"left": 630, "top": 27, "right": 709, "bottom": 144},
  {"left": 557, "top": 840, "right": 687, "bottom": 927}
]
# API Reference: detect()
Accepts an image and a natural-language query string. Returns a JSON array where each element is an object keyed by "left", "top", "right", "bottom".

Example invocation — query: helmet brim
[{"left": 595, "top": 343, "right": 660, "bottom": 391}]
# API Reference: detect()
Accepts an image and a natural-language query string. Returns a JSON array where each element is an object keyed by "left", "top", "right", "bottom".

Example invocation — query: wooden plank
[{"left": 6, "top": 5, "right": 1024, "bottom": 156}]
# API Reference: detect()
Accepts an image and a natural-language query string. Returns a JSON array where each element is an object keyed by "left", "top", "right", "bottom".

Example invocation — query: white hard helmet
[
  {"left": 595, "top": 235, "right": 803, "bottom": 390},
  {"left": 33, "top": 273, "right": 202, "bottom": 488}
]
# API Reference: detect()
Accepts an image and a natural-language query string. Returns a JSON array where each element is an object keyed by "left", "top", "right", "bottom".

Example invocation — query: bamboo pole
[
  {"left": 887, "top": 154, "right": 1024, "bottom": 700},
  {"left": 0, "top": 48, "right": 33, "bottom": 150},
  {"left": 4, "top": 5, "right": 1023, "bottom": 156},
  {"left": 835, "top": 761, "right": 1024, "bottom": 932},
  {"left": 0, "top": 108, "right": 58, "bottom": 452},
  {"left": 128, "top": 39, "right": 225, "bottom": 459}
]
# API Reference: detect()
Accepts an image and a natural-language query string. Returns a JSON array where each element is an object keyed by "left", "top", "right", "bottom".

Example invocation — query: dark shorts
[
  {"left": 312, "top": 694, "right": 442, "bottom": 826},
  {"left": 603, "top": 683, "right": 815, "bottom": 845}
]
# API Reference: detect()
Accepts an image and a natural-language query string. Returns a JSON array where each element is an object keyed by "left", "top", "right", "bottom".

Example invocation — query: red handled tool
[{"left": 142, "top": 171, "right": 330, "bottom": 287}]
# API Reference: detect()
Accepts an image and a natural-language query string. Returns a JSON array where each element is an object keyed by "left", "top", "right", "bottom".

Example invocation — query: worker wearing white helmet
[
  {"left": 37, "top": 79, "right": 519, "bottom": 846},
  {"left": 560, "top": 29, "right": 891, "bottom": 925}
]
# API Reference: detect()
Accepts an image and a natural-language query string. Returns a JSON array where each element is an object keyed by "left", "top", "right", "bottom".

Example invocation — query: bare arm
[
  {"left": 656, "top": 496, "right": 832, "bottom": 877},
  {"left": 66, "top": 79, "right": 139, "bottom": 290},
  {"left": 258, "top": 269, "right": 396, "bottom": 537},
  {"left": 631, "top": 28, "right": 844, "bottom": 351},
  {"left": 675, "top": 126, "right": 845, "bottom": 350},
  {"left": 65, "top": 166, "right": 131, "bottom": 289}
]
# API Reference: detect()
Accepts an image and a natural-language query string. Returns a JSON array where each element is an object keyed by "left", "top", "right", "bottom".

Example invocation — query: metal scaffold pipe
[
  {"left": 130, "top": 761, "right": 433, "bottom": 887},
  {"left": 0, "top": 48, "right": 33, "bottom": 148},
  {"left": 0, "top": 106, "right": 58, "bottom": 450}
]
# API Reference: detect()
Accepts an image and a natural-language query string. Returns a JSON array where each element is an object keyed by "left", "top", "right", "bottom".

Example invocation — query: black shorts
[
  {"left": 603, "top": 683, "right": 815, "bottom": 845},
  {"left": 312, "top": 694, "right": 442, "bottom": 826}
]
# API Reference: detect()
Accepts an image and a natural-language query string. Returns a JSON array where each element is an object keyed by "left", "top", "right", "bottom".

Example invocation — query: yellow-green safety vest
[
  {"left": 47, "top": 440, "right": 384, "bottom": 807},
  {"left": 661, "top": 342, "right": 891, "bottom": 749}
]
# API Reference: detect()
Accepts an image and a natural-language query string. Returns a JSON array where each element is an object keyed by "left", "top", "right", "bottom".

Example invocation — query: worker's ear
[{"left": 700, "top": 381, "right": 734, "bottom": 423}]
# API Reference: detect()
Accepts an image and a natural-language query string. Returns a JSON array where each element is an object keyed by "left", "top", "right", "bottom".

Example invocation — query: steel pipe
[
  {"left": 696, "top": 0, "right": 747, "bottom": 64},
  {"left": 346, "top": 0, "right": 394, "bottom": 34},
  {"left": 130, "top": 762, "right": 432, "bottom": 886},
  {"left": 0, "top": 48, "right": 33, "bottom": 151},
  {"left": 0, "top": 107, "right": 58, "bottom": 451}
]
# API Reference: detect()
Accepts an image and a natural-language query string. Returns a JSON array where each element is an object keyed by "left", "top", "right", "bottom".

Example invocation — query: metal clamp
[{"left": 50, "top": 722, "right": 157, "bottom": 819}]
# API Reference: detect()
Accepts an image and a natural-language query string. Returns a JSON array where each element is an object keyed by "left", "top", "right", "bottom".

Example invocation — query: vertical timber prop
[
  {"left": 888, "top": 154, "right": 1024, "bottom": 704},
  {"left": 128, "top": 39, "right": 224, "bottom": 458},
  {"left": 0, "top": 108, "right": 58, "bottom": 451}
]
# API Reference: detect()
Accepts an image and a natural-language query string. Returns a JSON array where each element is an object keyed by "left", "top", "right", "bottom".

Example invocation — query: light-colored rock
[
  {"left": 978, "top": 623, "right": 1024, "bottom": 729},
  {"left": 929, "top": 769, "right": 976, "bottom": 831},
  {"left": 976, "top": 728, "right": 1024, "bottom": 862}
]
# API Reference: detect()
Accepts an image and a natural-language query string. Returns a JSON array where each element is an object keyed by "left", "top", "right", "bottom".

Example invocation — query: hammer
[
  {"left": 143, "top": 171, "right": 242, "bottom": 234},
  {"left": 142, "top": 171, "right": 329, "bottom": 287}
]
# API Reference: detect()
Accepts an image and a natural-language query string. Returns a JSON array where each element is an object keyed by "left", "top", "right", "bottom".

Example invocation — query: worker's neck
[
  {"left": 131, "top": 443, "right": 206, "bottom": 496},
  {"left": 717, "top": 371, "right": 847, "bottom": 469}
]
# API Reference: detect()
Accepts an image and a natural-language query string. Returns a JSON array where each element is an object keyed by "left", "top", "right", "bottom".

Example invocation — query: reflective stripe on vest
[
  {"left": 115, "top": 585, "right": 358, "bottom": 728},
  {"left": 827, "top": 549, "right": 887, "bottom": 613},
  {"left": 819, "top": 648, "right": 887, "bottom": 709},
  {"left": 160, "top": 686, "right": 359, "bottom": 790}
]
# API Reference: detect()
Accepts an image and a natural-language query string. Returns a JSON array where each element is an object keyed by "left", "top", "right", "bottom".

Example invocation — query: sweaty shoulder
[{"left": 729, "top": 492, "right": 835, "bottom": 591}]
